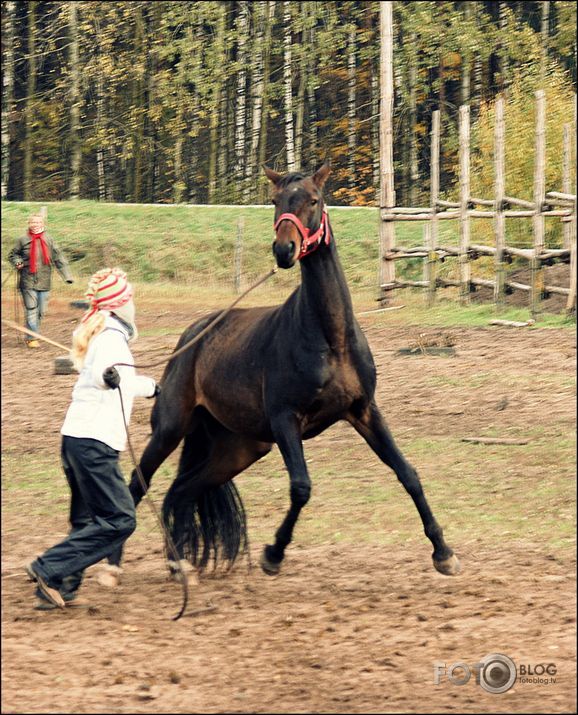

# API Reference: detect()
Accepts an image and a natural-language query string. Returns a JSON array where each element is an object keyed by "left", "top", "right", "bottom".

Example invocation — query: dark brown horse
[{"left": 108, "top": 163, "right": 460, "bottom": 579}]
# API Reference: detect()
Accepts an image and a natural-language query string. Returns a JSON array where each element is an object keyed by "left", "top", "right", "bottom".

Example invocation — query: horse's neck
[{"left": 297, "top": 242, "right": 355, "bottom": 348}]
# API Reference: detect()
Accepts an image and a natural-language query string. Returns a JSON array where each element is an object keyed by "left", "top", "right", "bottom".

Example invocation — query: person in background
[
  {"left": 25, "top": 267, "right": 160, "bottom": 610},
  {"left": 8, "top": 213, "right": 74, "bottom": 348}
]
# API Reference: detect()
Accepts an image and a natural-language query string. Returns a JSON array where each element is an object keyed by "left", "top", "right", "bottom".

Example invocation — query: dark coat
[{"left": 8, "top": 232, "right": 73, "bottom": 290}]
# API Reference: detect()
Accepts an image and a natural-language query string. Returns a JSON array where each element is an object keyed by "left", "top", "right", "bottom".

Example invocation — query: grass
[
  {"left": 3, "top": 199, "right": 574, "bottom": 327},
  {"left": 3, "top": 425, "right": 575, "bottom": 552}
]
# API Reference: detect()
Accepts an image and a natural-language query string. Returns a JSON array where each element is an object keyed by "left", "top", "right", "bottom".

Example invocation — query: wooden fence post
[
  {"left": 562, "top": 124, "right": 571, "bottom": 250},
  {"left": 494, "top": 96, "right": 506, "bottom": 307},
  {"left": 427, "top": 109, "right": 440, "bottom": 307},
  {"left": 566, "top": 213, "right": 577, "bottom": 314},
  {"left": 566, "top": 96, "right": 577, "bottom": 315},
  {"left": 459, "top": 105, "right": 471, "bottom": 304},
  {"left": 378, "top": 0, "right": 395, "bottom": 296},
  {"left": 234, "top": 215, "right": 244, "bottom": 293},
  {"left": 531, "top": 90, "right": 546, "bottom": 319}
]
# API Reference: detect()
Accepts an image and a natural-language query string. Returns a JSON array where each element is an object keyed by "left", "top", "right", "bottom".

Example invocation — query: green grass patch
[{"left": 3, "top": 200, "right": 573, "bottom": 325}]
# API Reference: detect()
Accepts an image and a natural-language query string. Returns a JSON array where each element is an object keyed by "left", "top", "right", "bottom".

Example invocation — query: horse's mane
[{"left": 277, "top": 172, "right": 306, "bottom": 188}]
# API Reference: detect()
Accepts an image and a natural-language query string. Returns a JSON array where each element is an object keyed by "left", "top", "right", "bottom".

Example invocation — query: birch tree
[
  {"left": 234, "top": 1, "right": 249, "bottom": 200},
  {"left": 245, "top": 1, "right": 266, "bottom": 202},
  {"left": 283, "top": 1, "right": 295, "bottom": 171},
  {"left": 347, "top": 22, "right": 357, "bottom": 189},
  {"left": 69, "top": 2, "right": 81, "bottom": 200},
  {"left": 23, "top": 1, "right": 37, "bottom": 200},
  {"left": 1, "top": 0, "right": 15, "bottom": 199}
]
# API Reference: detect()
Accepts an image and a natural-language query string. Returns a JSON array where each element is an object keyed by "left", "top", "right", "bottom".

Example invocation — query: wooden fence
[{"left": 379, "top": 91, "right": 577, "bottom": 317}]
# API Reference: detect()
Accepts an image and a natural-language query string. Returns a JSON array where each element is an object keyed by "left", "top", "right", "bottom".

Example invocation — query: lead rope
[
  {"left": 117, "top": 387, "right": 189, "bottom": 620},
  {"left": 112, "top": 266, "right": 277, "bottom": 371}
]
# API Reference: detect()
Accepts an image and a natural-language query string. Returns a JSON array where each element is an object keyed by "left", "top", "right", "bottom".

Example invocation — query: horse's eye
[{"left": 311, "top": 199, "right": 318, "bottom": 206}]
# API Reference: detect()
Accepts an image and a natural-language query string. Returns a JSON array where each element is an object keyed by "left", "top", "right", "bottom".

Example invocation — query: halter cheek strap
[{"left": 274, "top": 209, "right": 330, "bottom": 260}]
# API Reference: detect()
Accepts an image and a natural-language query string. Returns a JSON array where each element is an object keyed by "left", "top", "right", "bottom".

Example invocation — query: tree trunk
[
  {"left": 69, "top": 2, "right": 81, "bottom": 199},
  {"left": 218, "top": 77, "right": 229, "bottom": 200},
  {"left": 208, "top": 3, "right": 226, "bottom": 203},
  {"left": 234, "top": 1, "right": 249, "bottom": 201},
  {"left": 306, "top": 0, "right": 317, "bottom": 168},
  {"left": 371, "top": 60, "right": 380, "bottom": 201},
  {"left": 499, "top": 1, "right": 509, "bottom": 95},
  {"left": 188, "top": 82, "right": 200, "bottom": 204},
  {"left": 258, "top": 0, "right": 276, "bottom": 201},
  {"left": 540, "top": 0, "right": 550, "bottom": 87},
  {"left": 294, "top": 46, "right": 307, "bottom": 170},
  {"left": 24, "top": 1, "right": 37, "bottom": 201},
  {"left": 96, "top": 71, "right": 106, "bottom": 201},
  {"left": 283, "top": 1, "right": 295, "bottom": 171},
  {"left": 245, "top": 1, "right": 266, "bottom": 202},
  {"left": 347, "top": 23, "right": 356, "bottom": 191},
  {"left": 408, "top": 34, "right": 418, "bottom": 206},
  {"left": 132, "top": 5, "right": 145, "bottom": 202},
  {"left": 1, "top": 0, "right": 16, "bottom": 199},
  {"left": 461, "top": 2, "right": 471, "bottom": 105},
  {"left": 146, "top": 3, "right": 161, "bottom": 203}
]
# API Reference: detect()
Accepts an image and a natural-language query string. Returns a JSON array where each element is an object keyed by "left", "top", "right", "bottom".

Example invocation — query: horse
[{"left": 105, "top": 163, "right": 460, "bottom": 583}]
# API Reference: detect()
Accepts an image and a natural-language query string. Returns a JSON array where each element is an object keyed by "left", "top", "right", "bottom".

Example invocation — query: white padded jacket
[{"left": 61, "top": 314, "right": 156, "bottom": 451}]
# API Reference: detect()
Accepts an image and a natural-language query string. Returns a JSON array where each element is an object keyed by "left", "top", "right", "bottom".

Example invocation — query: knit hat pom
[{"left": 82, "top": 267, "right": 133, "bottom": 323}]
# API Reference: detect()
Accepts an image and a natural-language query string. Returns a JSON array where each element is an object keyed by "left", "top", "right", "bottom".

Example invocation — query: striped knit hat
[{"left": 81, "top": 267, "right": 133, "bottom": 323}]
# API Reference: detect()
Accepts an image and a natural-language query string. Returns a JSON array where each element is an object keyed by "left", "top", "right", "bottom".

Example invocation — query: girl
[{"left": 26, "top": 268, "right": 159, "bottom": 609}]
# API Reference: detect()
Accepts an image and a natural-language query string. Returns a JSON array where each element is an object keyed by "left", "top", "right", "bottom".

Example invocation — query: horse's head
[{"left": 264, "top": 163, "right": 331, "bottom": 269}]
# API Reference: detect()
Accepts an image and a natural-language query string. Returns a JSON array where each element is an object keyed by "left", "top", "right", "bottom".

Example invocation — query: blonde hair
[{"left": 70, "top": 311, "right": 106, "bottom": 371}]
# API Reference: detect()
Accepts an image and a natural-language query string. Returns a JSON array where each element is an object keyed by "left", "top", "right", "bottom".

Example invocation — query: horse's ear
[
  {"left": 263, "top": 165, "right": 282, "bottom": 185},
  {"left": 312, "top": 162, "right": 331, "bottom": 188}
]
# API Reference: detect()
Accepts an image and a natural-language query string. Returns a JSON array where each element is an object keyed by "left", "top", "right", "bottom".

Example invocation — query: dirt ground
[{"left": 1, "top": 293, "right": 576, "bottom": 714}]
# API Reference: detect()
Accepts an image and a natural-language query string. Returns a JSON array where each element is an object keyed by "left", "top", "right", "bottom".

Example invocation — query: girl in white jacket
[{"left": 26, "top": 268, "right": 158, "bottom": 610}]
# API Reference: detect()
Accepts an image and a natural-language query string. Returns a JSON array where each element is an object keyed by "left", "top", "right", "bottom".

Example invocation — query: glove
[
  {"left": 14, "top": 261, "right": 23, "bottom": 270},
  {"left": 103, "top": 367, "right": 121, "bottom": 390},
  {"left": 148, "top": 382, "right": 161, "bottom": 399}
]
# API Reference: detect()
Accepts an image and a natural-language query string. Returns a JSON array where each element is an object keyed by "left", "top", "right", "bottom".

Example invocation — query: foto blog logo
[{"left": 434, "top": 653, "right": 517, "bottom": 694}]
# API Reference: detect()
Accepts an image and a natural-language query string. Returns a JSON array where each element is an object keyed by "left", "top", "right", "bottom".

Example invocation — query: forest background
[{"left": 1, "top": 1, "right": 576, "bottom": 211}]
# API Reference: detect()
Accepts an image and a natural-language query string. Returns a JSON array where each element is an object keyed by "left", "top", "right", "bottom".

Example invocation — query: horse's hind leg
[
  {"left": 163, "top": 418, "right": 272, "bottom": 575},
  {"left": 348, "top": 401, "right": 460, "bottom": 576}
]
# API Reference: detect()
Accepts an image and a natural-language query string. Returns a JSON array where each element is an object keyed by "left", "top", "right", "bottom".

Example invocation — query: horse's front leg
[
  {"left": 261, "top": 412, "right": 311, "bottom": 575},
  {"left": 348, "top": 401, "right": 460, "bottom": 576}
]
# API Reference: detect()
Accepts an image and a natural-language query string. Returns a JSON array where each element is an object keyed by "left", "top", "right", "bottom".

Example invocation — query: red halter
[{"left": 273, "top": 209, "right": 330, "bottom": 260}]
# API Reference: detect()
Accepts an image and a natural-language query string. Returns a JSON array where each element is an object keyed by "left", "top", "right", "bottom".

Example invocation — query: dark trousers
[{"left": 33, "top": 436, "right": 136, "bottom": 594}]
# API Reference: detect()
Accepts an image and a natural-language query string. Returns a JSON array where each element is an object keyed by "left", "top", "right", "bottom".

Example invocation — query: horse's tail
[
  {"left": 162, "top": 479, "right": 248, "bottom": 571},
  {"left": 161, "top": 429, "right": 248, "bottom": 571}
]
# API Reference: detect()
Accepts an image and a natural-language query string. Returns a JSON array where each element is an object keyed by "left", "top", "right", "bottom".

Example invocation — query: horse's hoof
[
  {"left": 260, "top": 549, "right": 282, "bottom": 576},
  {"left": 96, "top": 564, "right": 123, "bottom": 589},
  {"left": 433, "top": 554, "right": 461, "bottom": 576},
  {"left": 167, "top": 559, "right": 199, "bottom": 586}
]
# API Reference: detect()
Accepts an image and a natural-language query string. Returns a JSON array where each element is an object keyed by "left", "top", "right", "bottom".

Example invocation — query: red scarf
[{"left": 28, "top": 231, "right": 50, "bottom": 274}]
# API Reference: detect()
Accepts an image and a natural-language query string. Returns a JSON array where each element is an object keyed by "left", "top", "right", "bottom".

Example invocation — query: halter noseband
[{"left": 273, "top": 209, "right": 330, "bottom": 260}]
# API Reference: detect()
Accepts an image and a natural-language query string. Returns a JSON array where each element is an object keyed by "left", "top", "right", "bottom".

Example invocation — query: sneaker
[
  {"left": 34, "top": 591, "right": 89, "bottom": 611},
  {"left": 27, "top": 340, "right": 40, "bottom": 349},
  {"left": 25, "top": 563, "right": 65, "bottom": 609}
]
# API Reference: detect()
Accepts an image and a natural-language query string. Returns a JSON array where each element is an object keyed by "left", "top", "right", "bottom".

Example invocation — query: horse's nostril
[{"left": 289, "top": 242, "right": 295, "bottom": 255}]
